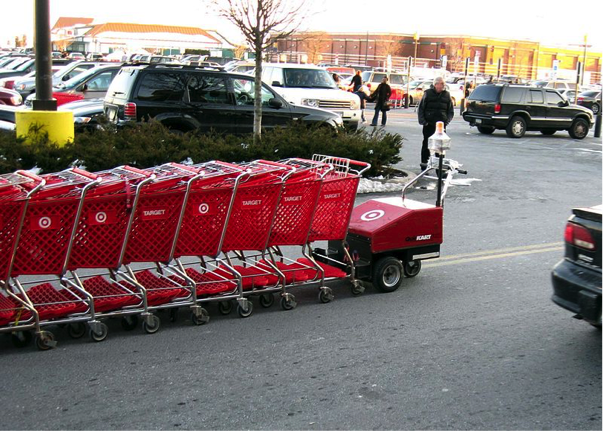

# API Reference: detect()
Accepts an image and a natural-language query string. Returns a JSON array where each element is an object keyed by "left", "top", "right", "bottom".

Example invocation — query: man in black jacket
[{"left": 417, "top": 76, "right": 454, "bottom": 169}]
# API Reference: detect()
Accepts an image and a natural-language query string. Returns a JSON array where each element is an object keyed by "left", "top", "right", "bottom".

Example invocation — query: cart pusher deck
[
  {"left": 2, "top": 168, "right": 105, "bottom": 349},
  {"left": 0, "top": 171, "right": 47, "bottom": 347}
]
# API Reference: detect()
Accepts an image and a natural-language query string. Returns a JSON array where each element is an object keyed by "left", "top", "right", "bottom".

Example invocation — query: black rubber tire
[
  {"left": 403, "top": 260, "right": 422, "bottom": 278},
  {"left": 318, "top": 287, "right": 334, "bottom": 303},
  {"left": 591, "top": 104, "right": 600, "bottom": 115},
  {"left": 67, "top": 322, "right": 87, "bottom": 339},
  {"left": 259, "top": 293, "right": 275, "bottom": 308},
  {"left": 142, "top": 315, "right": 160, "bottom": 334},
  {"left": 280, "top": 295, "right": 297, "bottom": 311},
  {"left": 218, "top": 300, "right": 233, "bottom": 315},
  {"left": 373, "top": 257, "right": 403, "bottom": 293},
  {"left": 568, "top": 118, "right": 589, "bottom": 139},
  {"left": 89, "top": 323, "right": 109, "bottom": 342},
  {"left": 121, "top": 315, "right": 139, "bottom": 331},
  {"left": 506, "top": 116, "right": 527, "bottom": 138},
  {"left": 11, "top": 331, "right": 32, "bottom": 348},
  {"left": 237, "top": 301, "right": 253, "bottom": 318},
  {"left": 477, "top": 126, "right": 495, "bottom": 134},
  {"left": 191, "top": 308, "right": 209, "bottom": 326},
  {"left": 35, "top": 331, "right": 55, "bottom": 351},
  {"left": 540, "top": 129, "right": 556, "bottom": 135}
]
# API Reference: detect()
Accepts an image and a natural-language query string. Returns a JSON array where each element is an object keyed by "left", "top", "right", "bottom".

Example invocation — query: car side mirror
[
  {"left": 271, "top": 81, "right": 282, "bottom": 87},
  {"left": 78, "top": 84, "right": 88, "bottom": 92},
  {"left": 558, "top": 100, "right": 569, "bottom": 107},
  {"left": 268, "top": 98, "right": 283, "bottom": 109},
  {"left": 62, "top": 75, "right": 70, "bottom": 81}
]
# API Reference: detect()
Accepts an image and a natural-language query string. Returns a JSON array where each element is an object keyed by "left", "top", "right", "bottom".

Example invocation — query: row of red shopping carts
[{"left": 0, "top": 155, "right": 369, "bottom": 350}]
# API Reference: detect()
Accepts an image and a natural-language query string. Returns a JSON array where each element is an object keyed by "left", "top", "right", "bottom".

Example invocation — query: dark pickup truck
[
  {"left": 551, "top": 205, "right": 602, "bottom": 328},
  {"left": 463, "top": 84, "right": 594, "bottom": 139}
]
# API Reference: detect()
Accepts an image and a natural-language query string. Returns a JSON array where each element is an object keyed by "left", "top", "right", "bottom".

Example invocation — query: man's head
[
  {"left": 433, "top": 76, "right": 445, "bottom": 93},
  {"left": 382, "top": 77, "right": 388, "bottom": 84},
  {"left": 356, "top": 70, "right": 361, "bottom": 76}
]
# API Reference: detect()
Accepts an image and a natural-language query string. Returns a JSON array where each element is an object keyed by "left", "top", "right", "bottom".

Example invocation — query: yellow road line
[
  {"left": 436, "top": 242, "right": 563, "bottom": 261},
  {"left": 423, "top": 244, "right": 563, "bottom": 268}
]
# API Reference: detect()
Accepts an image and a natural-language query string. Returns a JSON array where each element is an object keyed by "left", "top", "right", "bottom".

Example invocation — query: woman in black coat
[{"left": 370, "top": 77, "right": 392, "bottom": 126}]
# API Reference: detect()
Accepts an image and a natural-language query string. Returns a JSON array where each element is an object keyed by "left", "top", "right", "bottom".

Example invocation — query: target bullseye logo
[
  {"left": 38, "top": 216, "right": 52, "bottom": 229},
  {"left": 360, "top": 209, "right": 385, "bottom": 222},
  {"left": 198, "top": 203, "right": 210, "bottom": 214},
  {"left": 95, "top": 212, "right": 107, "bottom": 224}
]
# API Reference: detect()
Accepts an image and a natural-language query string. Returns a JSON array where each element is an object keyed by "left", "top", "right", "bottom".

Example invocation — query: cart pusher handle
[{"left": 401, "top": 157, "right": 466, "bottom": 204}]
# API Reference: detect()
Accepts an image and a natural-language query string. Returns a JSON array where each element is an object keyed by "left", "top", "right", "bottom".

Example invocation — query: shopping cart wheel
[
  {"left": 351, "top": 281, "right": 365, "bottom": 296},
  {"left": 142, "top": 315, "right": 161, "bottom": 334},
  {"left": 191, "top": 308, "right": 210, "bottom": 326},
  {"left": 259, "top": 293, "right": 275, "bottom": 308},
  {"left": 218, "top": 300, "right": 233, "bottom": 315},
  {"left": 89, "top": 323, "right": 109, "bottom": 342},
  {"left": 373, "top": 257, "right": 403, "bottom": 293},
  {"left": 121, "top": 315, "right": 139, "bottom": 331},
  {"left": 11, "top": 331, "right": 33, "bottom": 348},
  {"left": 35, "top": 331, "right": 56, "bottom": 351},
  {"left": 318, "top": 287, "right": 334, "bottom": 304},
  {"left": 403, "top": 260, "right": 422, "bottom": 278},
  {"left": 237, "top": 300, "right": 253, "bottom": 318},
  {"left": 280, "top": 295, "right": 297, "bottom": 311},
  {"left": 67, "top": 322, "right": 87, "bottom": 339}
]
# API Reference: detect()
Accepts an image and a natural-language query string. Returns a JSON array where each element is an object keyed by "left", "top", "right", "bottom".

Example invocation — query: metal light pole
[
  {"left": 33, "top": 0, "right": 56, "bottom": 111},
  {"left": 582, "top": 34, "right": 587, "bottom": 86}
]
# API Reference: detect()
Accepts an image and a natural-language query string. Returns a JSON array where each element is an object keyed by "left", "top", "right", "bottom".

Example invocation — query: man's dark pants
[{"left": 421, "top": 123, "right": 437, "bottom": 165}]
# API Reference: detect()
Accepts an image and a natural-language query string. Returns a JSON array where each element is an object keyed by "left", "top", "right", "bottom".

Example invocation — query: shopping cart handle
[
  {"left": 15, "top": 170, "right": 44, "bottom": 182},
  {"left": 70, "top": 167, "right": 99, "bottom": 180},
  {"left": 121, "top": 165, "right": 153, "bottom": 177},
  {"left": 254, "top": 159, "right": 293, "bottom": 170},
  {"left": 214, "top": 160, "right": 244, "bottom": 171},
  {"left": 163, "top": 162, "right": 200, "bottom": 173}
]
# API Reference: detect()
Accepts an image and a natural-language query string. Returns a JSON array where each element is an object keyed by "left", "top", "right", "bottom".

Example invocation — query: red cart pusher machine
[{"left": 312, "top": 122, "right": 467, "bottom": 293}]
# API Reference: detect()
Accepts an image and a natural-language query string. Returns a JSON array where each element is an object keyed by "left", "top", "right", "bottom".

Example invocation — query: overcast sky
[{"left": 2, "top": 0, "right": 601, "bottom": 52}]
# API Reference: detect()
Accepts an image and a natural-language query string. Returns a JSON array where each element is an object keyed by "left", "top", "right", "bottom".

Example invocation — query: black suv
[
  {"left": 463, "top": 84, "right": 594, "bottom": 139},
  {"left": 103, "top": 64, "right": 342, "bottom": 133}
]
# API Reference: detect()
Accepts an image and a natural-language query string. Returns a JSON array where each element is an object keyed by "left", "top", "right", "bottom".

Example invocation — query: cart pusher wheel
[
  {"left": 280, "top": 293, "right": 297, "bottom": 311},
  {"left": 237, "top": 298, "right": 253, "bottom": 318},
  {"left": 35, "top": 330, "right": 56, "bottom": 350},
  {"left": 190, "top": 306, "right": 210, "bottom": 325},
  {"left": 318, "top": 287, "right": 334, "bottom": 303},
  {"left": 403, "top": 260, "right": 422, "bottom": 278},
  {"left": 88, "top": 321, "right": 109, "bottom": 342},
  {"left": 142, "top": 313, "right": 161, "bottom": 334},
  {"left": 372, "top": 257, "right": 403, "bottom": 293}
]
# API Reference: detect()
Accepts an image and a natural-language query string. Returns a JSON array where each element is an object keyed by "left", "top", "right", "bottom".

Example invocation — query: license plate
[{"left": 475, "top": 119, "right": 482, "bottom": 124}]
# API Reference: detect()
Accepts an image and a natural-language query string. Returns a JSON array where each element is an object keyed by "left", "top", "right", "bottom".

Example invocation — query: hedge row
[{"left": 0, "top": 122, "right": 404, "bottom": 177}]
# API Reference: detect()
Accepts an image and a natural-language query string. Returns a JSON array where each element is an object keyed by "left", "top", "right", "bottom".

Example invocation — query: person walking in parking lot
[
  {"left": 351, "top": 70, "right": 368, "bottom": 123},
  {"left": 418, "top": 76, "right": 454, "bottom": 169},
  {"left": 370, "top": 76, "right": 391, "bottom": 126}
]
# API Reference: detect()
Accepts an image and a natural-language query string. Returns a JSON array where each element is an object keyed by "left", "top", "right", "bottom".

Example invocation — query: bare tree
[
  {"left": 445, "top": 37, "right": 469, "bottom": 73},
  {"left": 213, "top": 0, "right": 307, "bottom": 142},
  {"left": 299, "top": 31, "right": 329, "bottom": 65}
]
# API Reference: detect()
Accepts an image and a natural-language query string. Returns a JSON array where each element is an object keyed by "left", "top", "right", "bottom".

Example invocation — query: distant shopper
[
  {"left": 370, "top": 76, "right": 392, "bottom": 126},
  {"left": 417, "top": 76, "right": 454, "bottom": 169},
  {"left": 351, "top": 71, "right": 367, "bottom": 123},
  {"left": 487, "top": 75, "right": 494, "bottom": 84},
  {"left": 332, "top": 73, "right": 340, "bottom": 84}
]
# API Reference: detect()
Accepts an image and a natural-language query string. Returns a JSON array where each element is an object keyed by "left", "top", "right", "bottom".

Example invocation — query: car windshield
[
  {"left": 468, "top": 85, "right": 502, "bottom": 102},
  {"left": 59, "top": 67, "right": 112, "bottom": 89},
  {"left": 283, "top": 69, "right": 337, "bottom": 89},
  {"left": 3, "top": 58, "right": 29, "bottom": 70}
]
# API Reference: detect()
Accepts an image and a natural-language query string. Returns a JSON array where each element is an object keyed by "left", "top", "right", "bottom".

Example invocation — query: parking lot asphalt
[{"left": 0, "top": 108, "right": 600, "bottom": 430}]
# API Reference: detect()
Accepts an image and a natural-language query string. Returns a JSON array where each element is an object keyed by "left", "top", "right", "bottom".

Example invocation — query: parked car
[
  {"left": 361, "top": 70, "right": 408, "bottom": 96},
  {"left": 463, "top": 84, "right": 594, "bottom": 139},
  {"left": 25, "top": 64, "right": 122, "bottom": 107},
  {"left": 0, "top": 58, "right": 36, "bottom": 80},
  {"left": 68, "top": 52, "right": 86, "bottom": 60},
  {"left": 0, "top": 88, "right": 22, "bottom": 106},
  {"left": 86, "top": 53, "right": 104, "bottom": 61},
  {"left": 225, "top": 61, "right": 255, "bottom": 74},
  {"left": 556, "top": 88, "right": 577, "bottom": 104},
  {"left": 551, "top": 205, "right": 602, "bottom": 329},
  {"left": 533, "top": 80, "right": 577, "bottom": 91},
  {"left": 261, "top": 63, "right": 361, "bottom": 127},
  {"left": 0, "top": 56, "right": 31, "bottom": 70},
  {"left": 576, "top": 90, "right": 601, "bottom": 115},
  {"left": 103, "top": 64, "right": 343, "bottom": 133},
  {"left": 13, "top": 61, "right": 107, "bottom": 97}
]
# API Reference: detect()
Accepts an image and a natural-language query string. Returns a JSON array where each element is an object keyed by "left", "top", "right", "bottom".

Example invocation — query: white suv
[{"left": 261, "top": 63, "right": 361, "bottom": 127}]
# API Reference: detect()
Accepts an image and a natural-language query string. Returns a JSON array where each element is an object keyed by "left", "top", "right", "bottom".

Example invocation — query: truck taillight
[
  {"left": 124, "top": 103, "right": 137, "bottom": 119},
  {"left": 564, "top": 222, "right": 596, "bottom": 250},
  {"left": 494, "top": 104, "right": 501, "bottom": 114}
]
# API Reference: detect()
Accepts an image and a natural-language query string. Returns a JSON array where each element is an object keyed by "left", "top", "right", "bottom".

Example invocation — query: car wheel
[
  {"left": 540, "top": 130, "right": 556, "bottom": 136},
  {"left": 591, "top": 104, "right": 600, "bottom": 115},
  {"left": 568, "top": 118, "right": 589, "bottom": 140},
  {"left": 477, "top": 126, "right": 495, "bottom": 134},
  {"left": 506, "top": 116, "right": 526, "bottom": 138}
]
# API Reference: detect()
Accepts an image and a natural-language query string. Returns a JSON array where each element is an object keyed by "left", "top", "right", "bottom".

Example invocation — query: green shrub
[{"left": 0, "top": 122, "right": 403, "bottom": 177}]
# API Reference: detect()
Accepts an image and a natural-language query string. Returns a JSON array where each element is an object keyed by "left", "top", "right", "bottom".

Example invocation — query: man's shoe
[{"left": 370, "top": 123, "right": 377, "bottom": 126}]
